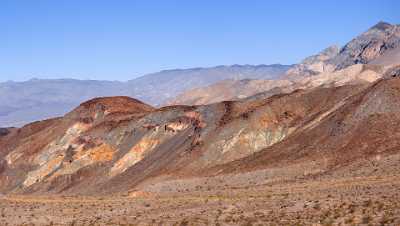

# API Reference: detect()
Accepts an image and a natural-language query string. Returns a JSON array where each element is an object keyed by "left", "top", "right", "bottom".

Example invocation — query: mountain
[
  {"left": 2, "top": 21, "right": 398, "bottom": 128},
  {"left": 168, "top": 63, "right": 383, "bottom": 106},
  {"left": 332, "top": 21, "right": 400, "bottom": 69},
  {"left": 285, "top": 45, "right": 340, "bottom": 77},
  {"left": 168, "top": 22, "right": 400, "bottom": 106},
  {"left": 1, "top": 67, "right": 400, "bottom": 224},
  {"left": 211, "top": 71, "right": 400, "bottom": 188},
  {"left": 0, "top": 79, "right": 127, "bottom": 127},
  {"left": 0, "top": 70, "right": 392, "bottom": 195},
  {"left": 286, "top": 21, "right": 400, "bottom": 77},
  {"left": 0, "top": 64, "right": 290, "bottom": 127},
  {"left": 2, "top": 21, "right": 400, "bottom": 224},
  {"left": 125, "top": 64, "right": 291, "bottom": 105},
  {"left": 167, "top": 78, "right": 294, "bottom": 106}
]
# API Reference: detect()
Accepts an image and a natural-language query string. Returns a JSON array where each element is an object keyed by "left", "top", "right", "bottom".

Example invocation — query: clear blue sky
[{"left": 1, "top": 0, "right": 399, "bottom": 82}]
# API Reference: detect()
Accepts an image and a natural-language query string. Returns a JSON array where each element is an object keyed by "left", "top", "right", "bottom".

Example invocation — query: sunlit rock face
[{"left": 109, "top": 118, "right": 194, "bottom": 177}]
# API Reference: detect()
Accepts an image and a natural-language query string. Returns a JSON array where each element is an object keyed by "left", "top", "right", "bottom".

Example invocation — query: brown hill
[
  {"left": 212, "top": 76, "right": 400, "bottom": 178},
  {"left": 2, "top": 72, "right": 400, "bottom": 225},
  {"left": 2, "top": 70, "right": 400, "bottom": 195}
]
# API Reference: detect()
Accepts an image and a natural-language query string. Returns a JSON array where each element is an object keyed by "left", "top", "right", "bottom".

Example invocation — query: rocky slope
[
  {"left": 285, "top": 45, "right": 340, "bottom": 77},
  {"left": 1, "top": 21, "right": 399, "bottom": 196},
  {"left": 286, "top": 21, "right": 400, "bottom": 77},
  {"left": 1, "top": 71, "right": 400, "bottom": 225},
  {"left": 214, "top": 74, "right": 400, "bottom": 178},
  {"left": 1, "top": 65, "right": 400, "bottom": 196},
  {"left": 333, "top": 21, "right": 400, "bottom": 69}
]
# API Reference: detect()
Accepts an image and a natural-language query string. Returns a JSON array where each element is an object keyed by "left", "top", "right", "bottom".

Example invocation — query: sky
[{"left": 0, "top": 0, "right": 399, "bottom": 82}]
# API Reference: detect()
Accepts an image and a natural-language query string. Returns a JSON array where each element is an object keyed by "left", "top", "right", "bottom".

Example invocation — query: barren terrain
[
  {"left": 1, "top": 22, "right": 400, "bottom": 226},
  {"left": 1, "top": 172, "right": 399, "bottom": 226}
]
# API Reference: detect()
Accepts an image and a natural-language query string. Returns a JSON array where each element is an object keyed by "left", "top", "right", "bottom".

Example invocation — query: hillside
[
  {"left": 0, "top": 66, "right": 398, "bottom": 194},
  {"left": 1, "top": 67, "right": 400, "bottom": 224}
]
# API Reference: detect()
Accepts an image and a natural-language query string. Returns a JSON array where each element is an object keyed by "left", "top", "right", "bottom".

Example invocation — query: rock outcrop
[
  {"left": 333, "top": 22, "right": 400, "bottom": 70},
  {"left": 286, "top": 22, "right": 400, "bottom": 77}
]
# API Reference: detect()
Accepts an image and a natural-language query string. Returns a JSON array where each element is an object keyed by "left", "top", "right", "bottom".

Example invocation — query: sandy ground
[{"left": 1, "top": 174, "right": 399, "bottom": 226}]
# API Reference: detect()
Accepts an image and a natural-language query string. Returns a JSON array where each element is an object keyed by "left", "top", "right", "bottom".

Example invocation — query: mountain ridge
[
  {"left": 0, "top": 64, "right": 290, "bottom": 127},
  {"left": 1, "top": 74, "right": 398, "bottom": 195},
  {"left": 168, "top": 21, "right": 400, "bottom": 106}
]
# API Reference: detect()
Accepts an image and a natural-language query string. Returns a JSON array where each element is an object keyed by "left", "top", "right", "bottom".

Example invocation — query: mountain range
[
  {"left": 1, "top": 21, "right": 400, "bottom": 225},
  {"left": 3, "top": 22, "right": 399, "bottom": 128},
  {"left": 169, "top": 22, "right": 400, "bottom": 105},
  {"left": 0, "top": 64, "right": 290, "bottom": 127}
]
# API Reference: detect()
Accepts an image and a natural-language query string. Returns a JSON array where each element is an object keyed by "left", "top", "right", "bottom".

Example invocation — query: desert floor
[{"left": 1, "top": 174, "right": 399, "bottom": 226}]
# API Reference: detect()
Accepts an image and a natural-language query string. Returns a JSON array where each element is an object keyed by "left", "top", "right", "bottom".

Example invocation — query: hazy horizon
[
  {"left": 1, "top": 0, "right": 399, "bottom": 82},
  {"left": 0, "top": 63, "right": 292, "bottom": 83}
]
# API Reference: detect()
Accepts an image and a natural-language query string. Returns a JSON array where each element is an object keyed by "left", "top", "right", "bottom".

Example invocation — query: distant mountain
[
  {"left": 333, "top": 21, "right": 400, "bottom": 69},
  {"left": 169, "top": 21, "right": 400, "bottom": 106},
  {"left": 125, "top": 64, "right": 291, "bottom": 104},
  {"left": 285, "top": 45, "right": 340, "bottom": 77},
  {"left": 0, "top": 79, "right": 127, "bottom": 127},
  {"left": 2, "top": 21, "right": 399, "bottom": 127},
  {"left": 286, "top": 21, "right": 400, "bottom": 77},
  {"left": 0, "top": 64, "right": 290, "bottom": 127},
  {"left": 167, "top": 79, "right": 294, "bottom": 106},
  {"left": 167, "top": 64, "right": 383, "bottom": 106}
]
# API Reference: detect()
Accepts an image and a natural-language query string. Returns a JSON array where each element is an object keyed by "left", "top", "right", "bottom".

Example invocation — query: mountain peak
[
  {"left": 68, "top": 96, "right": 154, "bottom": 122},
  {"left": 80, "top": 96, "right": 148, "bottom": 108},
  {"left": 78, "top": 96, "right": 154, "bottom": 113},
  {"left": 370, "top": 21, "right": 394, "bottom": 31}
]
